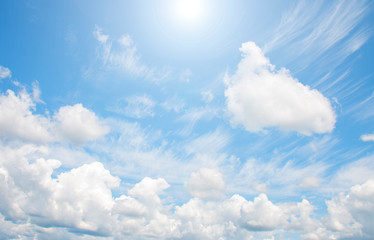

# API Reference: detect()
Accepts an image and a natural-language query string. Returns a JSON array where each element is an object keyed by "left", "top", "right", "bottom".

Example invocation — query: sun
[{"left": 174, "top": 0, "right": 205, "bottom": 25}]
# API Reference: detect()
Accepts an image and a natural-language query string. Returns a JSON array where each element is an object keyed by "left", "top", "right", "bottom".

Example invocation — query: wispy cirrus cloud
[
  {"left": 265, "top": 0, "right": 371, "bottom": 72},
  {"left": 93, "top": 25, "right": 170, "bottom": 82},
  {"left": 108, "top": 94, "right": 156, "bottom": 119}
]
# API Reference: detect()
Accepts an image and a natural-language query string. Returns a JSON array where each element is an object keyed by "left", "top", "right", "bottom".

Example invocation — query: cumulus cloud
[
  {"left": 0, "top": 66, "right": 11, "bottom": 79},
  {"left": 0, "top": 145, "right": 119, "bottom": 235},
  {"left": 1, "top": 142, "right": 374, "bottom": 239},
  {"left": 0, "top": 81, "right": 372, "bottom": 239},
  {"left": 54, "top": 104, "right": 110, "bottom": 145},
  {"left": 186, "top": 168, "right": 226, "bottom": 200},
  {"left": 0, "top": 88, "right": 109, "bottom": 144},
  {"left": 324, "top": 179, "right": 374, "bottom": 239},
  {"left": 224, "top": 42, "right": 336, "bottom": 135},
  {"left": 240, "top": 193, "right": 286, "bottom": 231},
  {"left": 0, "top": 89, "right": 53, "bottom": 142}
]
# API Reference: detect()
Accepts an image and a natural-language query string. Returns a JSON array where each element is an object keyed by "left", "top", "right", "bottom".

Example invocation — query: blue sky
[{"left": 1, "top": 0, "right": 374, "bottom": 239}]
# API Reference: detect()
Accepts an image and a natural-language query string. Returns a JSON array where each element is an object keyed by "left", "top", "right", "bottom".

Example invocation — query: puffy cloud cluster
[
  {"left": 54, "top": 104, "right": 109, "bottom": 144},
  {"left": 0, "top": 83, "right": 373, "bottom": 239},
  {"left": 0, "top": 147, "right": 319, "bottom": 239},
  {"left": 1, "top": 144, "right": 373, "bottom": 240},
  {"left": 224, "top": 42, "right": 336, "bottom": 135},
  {"left": 0, "top": 89, "right": 53, "bottom": 142},
  {"left": 0, "top": 144, "right": 119, "bottom": 236},
  {"left": 0, "top": 88, "right": 108, "bottom": 144},
  {"left": 324, "top": 179, "right": 374, "bottom": 239}
]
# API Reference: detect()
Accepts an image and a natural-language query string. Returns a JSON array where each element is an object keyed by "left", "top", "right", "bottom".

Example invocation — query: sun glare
[{"left": 174, "top": 0, "right": 205, "bottom": 24}]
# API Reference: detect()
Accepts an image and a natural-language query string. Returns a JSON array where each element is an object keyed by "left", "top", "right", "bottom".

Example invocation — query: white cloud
[
  {"left": 0, "top": 144, "right": 120, "bottom": 235},
  {"left": 124, "top": 94, "right": 155, "bottom": 118},
  {"left": 93, "top": 25, "right": 146, "bottom": 76},
  {"left": 240, "top": 193, "right": 286, "bottom": 231},
  {"left": 300, "top": 177, "right": 320, "bottom": 189},
  {"left": 347, "top": 91, "right": 374, "bottom": 121},
  {"left": 231, "top": 157, "right": 328, "bottom": 196},
  {"left": 0, "top": 66, "right": 11, "bottom": 79},
  {"left": 1, "top": 142, "right": 374, "bottom": 239},
  {"left": 35, "top": 162, "right": 119, "bottom": 234},
  {"left": 128, "top": 177, "right": 170, "bottom": 205},
  {"left": 225, "top": 41, "right": 336, "bottom": 135},
  {"left": 201, "top": 90, "right": 214, "bottom": 103},
  {"left": 54, "top": 104, "right": 109, "bottom": 145},
  {"left": 32, "top": 81, "right": 44, "bottom": 104},
  {"left": 93, "top": 25, "right": 108, "bottom": 43},
  {"left": 330, "top": 155, "right": 374, "bottom": 193},
  {"left": 162, "top": 96, "right": 185, "bottom": 113},
  {"left": 179, "top": 69, "right": 193, "bottom": 82},
  {"left": 0, "top": 88, "right": 109, "bottom": 145},
  {"left": 324, "top": 179, "right": 374, "bottom": 239},
  {"left": 253, "top": 182, "right": 268, "bottom": 193},
  {"left": 361, "top": 134, "right": 374, "bottom": 142},
  {"left": 186, "top": 168, "right": 225, "bottom": 200},
  {"left": 0, "top": 89, "right": 53, "bottom": 142},
  {"left": 184, "top": 129, "right": 230, "bottom": 155},
  {"left": 264, "top": 1, "right": 370, "bottom": 71},
  {"left": 118, "top": 34, "right": 133, "bottom": 47},
  {"left": 1, "top": 80, "right": 373, "bottom": 239},
  {"left": 93, "top": 26, "right": 170, "bottom": 82},
  {"left": 177, "top": 106, "right": 219, "bottom": 136}
]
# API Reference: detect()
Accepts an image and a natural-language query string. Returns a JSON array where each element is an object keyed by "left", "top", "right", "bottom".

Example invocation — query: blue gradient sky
[{"left": 1, "top": 1, "right": 374, "bottom": 239}]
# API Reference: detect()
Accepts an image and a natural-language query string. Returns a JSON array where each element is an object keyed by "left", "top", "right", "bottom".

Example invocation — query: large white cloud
[
  {"left": 323, "top": 179, "right": 374, "bottom": 239},
  {"left": 224, "top": 42, "right": 336, "bottom": 135},
  {"left": 240, "top": 193, "right": 286, "bottom": 231},
  {"left": 0, "top": 89, "right": 53, "bottom": 142},
  {"left": 0, "top": 144, "right": 119, "bottom": 235},
  {"left": 0, "top": 88, "right": 109, "bottom": 144},
  {"left": 54, "top": 103, "right": 109, "bottom": 145}
]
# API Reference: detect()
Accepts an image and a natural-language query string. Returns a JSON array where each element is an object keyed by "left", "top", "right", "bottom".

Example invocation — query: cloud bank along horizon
[{"left": 0, "top": 0, "right": 374, "bottom": 239}]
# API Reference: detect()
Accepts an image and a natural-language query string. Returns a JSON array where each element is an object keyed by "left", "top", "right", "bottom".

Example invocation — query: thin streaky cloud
[
  {"left": 93, "top": 26, "right": 170, "bottom": 82},
  {"left": 265, "top": 0, "right": 370, "bottom": 72}
]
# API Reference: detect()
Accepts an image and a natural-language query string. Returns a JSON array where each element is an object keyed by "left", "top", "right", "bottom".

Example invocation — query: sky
[{"left": 0, "top": 0, "right": 374, "bottom": 239}]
